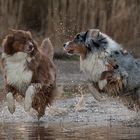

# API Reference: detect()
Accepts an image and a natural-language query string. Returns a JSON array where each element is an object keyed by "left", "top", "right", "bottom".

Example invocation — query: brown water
[{"left": 0, "top": 122, "right": 140, "bottom": 140}]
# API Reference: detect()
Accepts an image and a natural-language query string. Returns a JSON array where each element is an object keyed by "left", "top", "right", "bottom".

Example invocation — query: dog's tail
[{"left": 40, "top": 38, "right": 54, "bottom": 60}]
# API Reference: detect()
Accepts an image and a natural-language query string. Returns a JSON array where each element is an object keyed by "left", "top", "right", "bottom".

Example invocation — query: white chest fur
[
  {"left": 80, "top": 53, "right": 107, "bottom": 82},
  {"left": 80, "top": 53, "right": 108, "bottom": 90},
  {"left": 3, "top": 52, "right": 33, "bottom": 93},
  {"left": 80, "top": 34, "right": 121, "bottom": 89}
]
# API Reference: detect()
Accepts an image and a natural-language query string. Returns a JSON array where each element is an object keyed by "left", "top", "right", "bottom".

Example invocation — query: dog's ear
[
  {"left": 85, "top": 29, "right": 100, "bottom": 39},
  {"left": 26, "top": 31, "right": 32, "bottom": 38},
  {"left": 2, "top": 34, "right": 14, "bottom": 54},
  {"left": 75, "top": 31, "right": 88, "bottom": 42},
  {"left": 84, "top": 29, "right": 100, "bottom": 50},
  {"left": 82, "top": 31, "right": 88, "bottom": 42},
  {"left": 85, "top": 29, "right": 107, "bottom": 51}
]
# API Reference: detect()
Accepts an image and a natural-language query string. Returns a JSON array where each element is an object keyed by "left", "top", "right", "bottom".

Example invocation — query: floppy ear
[{"left": 2, "top": 34, "right": 14, "bottom": 54}]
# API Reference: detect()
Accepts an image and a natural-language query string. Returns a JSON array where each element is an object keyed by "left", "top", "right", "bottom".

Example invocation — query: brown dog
[{"left": 2, "top": 29, "right": 57, "bottom": 119}]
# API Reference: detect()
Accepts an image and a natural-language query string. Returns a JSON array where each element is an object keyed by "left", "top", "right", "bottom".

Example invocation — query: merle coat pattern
[{"left": 64, "top": 29, "right": 140, "bottom": 109}]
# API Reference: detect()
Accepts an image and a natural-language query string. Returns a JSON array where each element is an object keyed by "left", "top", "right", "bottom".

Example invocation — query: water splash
[{"left": 0, "top": 94, "right": 137, "bottom": 126}]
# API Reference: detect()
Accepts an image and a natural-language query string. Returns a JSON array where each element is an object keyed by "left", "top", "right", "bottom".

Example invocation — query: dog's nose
[
  {"left": 63, "top": 43, "right": 66, "bottom": 47},
  {"left": 28, "top": 45, "right": 33, "bottom": 50},
  {"left": 25, "top": 42, "right": 34, "bottom": 53}
]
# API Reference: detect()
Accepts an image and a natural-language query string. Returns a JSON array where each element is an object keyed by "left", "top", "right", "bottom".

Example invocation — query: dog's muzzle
[
  {"left": 63, "top": 43, "right": 67, "bottom": 48},
  {"left": 25, "top": 41, "right": 34, "bottom": 53},
  {"left": 63, "top": 42, "right": 74, "bottom": 55},
  {"left": 63, "top": 42, "right": 69, "bottom": 51},
  {"left": 63, "top": 42, "right": 70, "bottom": 49}
]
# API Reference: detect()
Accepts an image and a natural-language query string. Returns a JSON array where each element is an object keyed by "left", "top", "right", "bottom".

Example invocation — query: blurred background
[
  {"left": 0, "top": 0, "right": 140, "bottom": 56},
  {"left": 0, "top": 1, "right": 140, "bottom": 139}
]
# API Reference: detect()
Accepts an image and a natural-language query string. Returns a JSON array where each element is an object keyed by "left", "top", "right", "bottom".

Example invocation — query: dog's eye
[
  {"left": 76, "top": 34, "right": 81, "bottom": 39},
  {"left": 76, "top": 34, "right": 83, "bottom": 42}
]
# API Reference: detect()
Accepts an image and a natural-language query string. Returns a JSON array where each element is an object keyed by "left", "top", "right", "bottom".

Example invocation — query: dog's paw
[
  {"left": 6, "top": 92, "right": 15, "bottom": 114},
  {"left": 24, "top": 85, "right": 36, "bottom": 112}
]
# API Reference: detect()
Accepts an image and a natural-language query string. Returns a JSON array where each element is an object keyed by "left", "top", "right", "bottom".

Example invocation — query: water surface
[{"left": 0, "top": 122, "right": 140, "bottom": 140}]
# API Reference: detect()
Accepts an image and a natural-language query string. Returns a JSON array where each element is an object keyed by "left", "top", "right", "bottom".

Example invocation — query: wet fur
[
  {"left": 2, "top": 29, "right": 57, "bottom": 118},
  {"left": 64, "top": 29, "right": 140, "bottom": 110}
]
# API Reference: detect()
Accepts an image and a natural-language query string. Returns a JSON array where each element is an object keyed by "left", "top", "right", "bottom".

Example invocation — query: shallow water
[
  {"left": 0, "top": 94, "right": 140, "bottom": 140},
  {"left": 0, "top": 122, "right": 140, "bottom": 140},
  {"left": 0, "top": 59, "right": 140, "bottom": 139}
]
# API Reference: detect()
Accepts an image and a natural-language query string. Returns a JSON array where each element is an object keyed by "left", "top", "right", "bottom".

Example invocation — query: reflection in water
[
  {"left": 0, "top": 123, "right": 140, "bottom": 140},
  {"left": 0, "top": 90, "right": 139, "bottom": 139}
]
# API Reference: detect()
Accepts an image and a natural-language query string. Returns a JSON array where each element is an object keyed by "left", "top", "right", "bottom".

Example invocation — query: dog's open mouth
[
  {"left": 63, "top": 47, "right": 74, "bottom": 55},
  {"left": 67, "top": 50, "right": 74, "bottom": 55}
]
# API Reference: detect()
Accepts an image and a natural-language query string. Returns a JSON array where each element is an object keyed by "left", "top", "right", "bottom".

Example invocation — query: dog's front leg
[
  {"left": 88, "top": 82, "right": 105, "bottom": 102},
  {"left": 5, "top": 85, "right": 16, "bottom": 114},
  {"left": 24, "top": 84, "right": 41, "bottom": 112},
  {"left": 6, "top": 92, "right": 15, "bottom": 114},
  {"left": 24, "top": 85, "right": 35, "bottom": 112}
]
